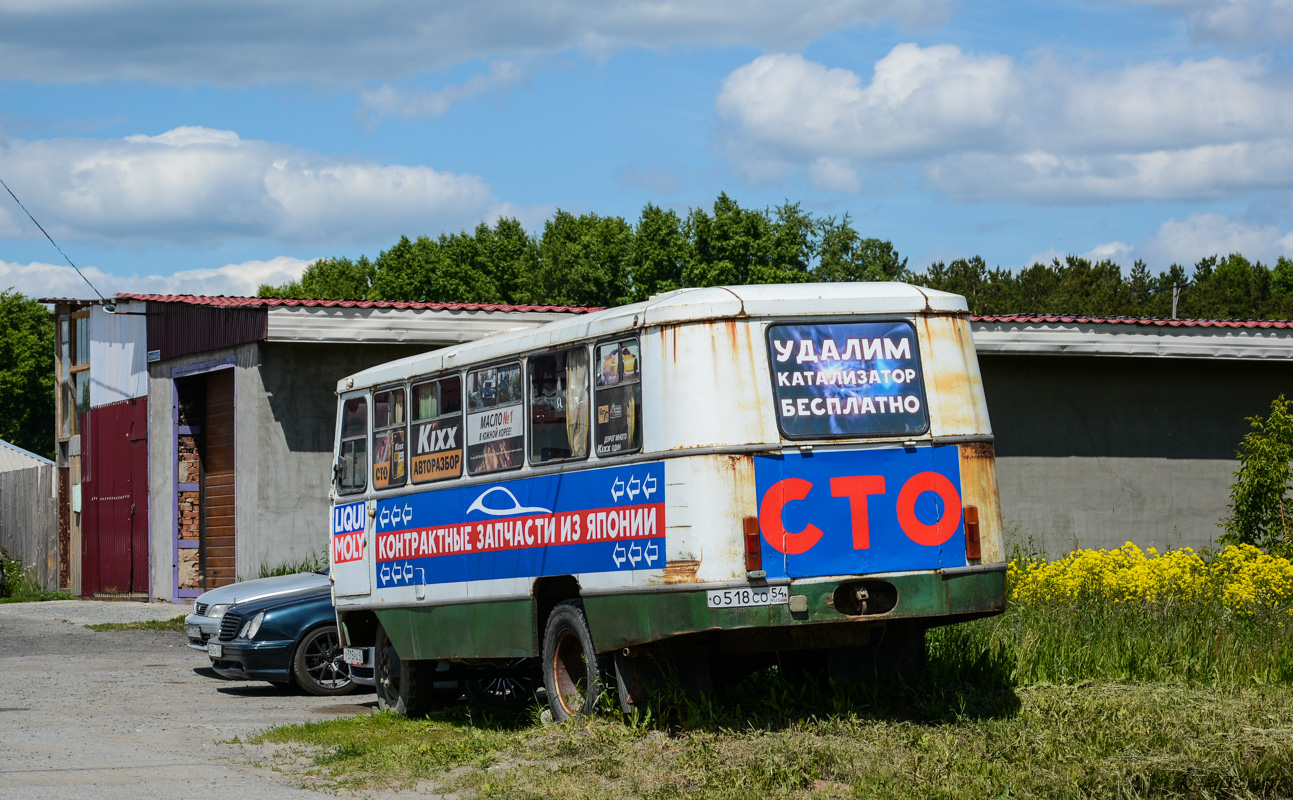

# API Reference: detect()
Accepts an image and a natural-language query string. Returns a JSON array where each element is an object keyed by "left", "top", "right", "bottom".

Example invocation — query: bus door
[{"left": 332, "top": 392, "right": 372, "bottom": 596}]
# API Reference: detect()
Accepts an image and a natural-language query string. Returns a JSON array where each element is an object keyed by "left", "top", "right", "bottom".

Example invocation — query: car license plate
[
  {"left": 207, "top": 642, "right": 222, "bottom": 658},
  {"left": 707, "top": 585, "right": 790, "bottom": 609},
  {"left": 186, "top": 624, "right": 201, "bottom": 639},
  {"left": 343, "top": 647, "right": 366, "bottom": 666}
]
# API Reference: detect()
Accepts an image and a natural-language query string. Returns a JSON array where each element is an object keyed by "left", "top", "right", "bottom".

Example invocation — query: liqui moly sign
[{"left": 331, "top": 501, "right": 366, "bottom": 565}]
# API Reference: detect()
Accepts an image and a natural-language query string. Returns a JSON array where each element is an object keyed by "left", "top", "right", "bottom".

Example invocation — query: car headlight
[
  {"left": 207, "top": 604, "right": 230, "bottom": 619},
  {"left": 238, "top": 612, "right": 265, "bottom": 640}
]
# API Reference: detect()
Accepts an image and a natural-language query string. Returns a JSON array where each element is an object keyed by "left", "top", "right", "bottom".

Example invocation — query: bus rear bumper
[{"left": 583, "top": 563, "right": 1007, "bottom": 653}]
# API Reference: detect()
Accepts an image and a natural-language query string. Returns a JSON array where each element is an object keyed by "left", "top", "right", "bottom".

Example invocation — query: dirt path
[{"left": 0, "top": 600, "right": 377, "bottom": 800}]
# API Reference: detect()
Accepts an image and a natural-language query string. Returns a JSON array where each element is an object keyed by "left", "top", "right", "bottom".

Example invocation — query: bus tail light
[
  {"left": 743, "top": 517, "right": 765, "bottom": 577},
  {"left": 964, "top": 505, "right": 981, "bottom": 561}
]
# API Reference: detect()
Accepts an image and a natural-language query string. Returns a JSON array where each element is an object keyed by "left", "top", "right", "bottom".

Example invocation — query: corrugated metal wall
[
  {"left": 80, "top": 398, "right": 148, "bottom": 596},
  {"left": 0, "top": 465, "right": 58, "bottom": 590},
  {"left": 147, "top": 302, "right": 267, "bottom": 362},
  {"left": 88, "top": 300, "right": 148, "bottom": 407}
]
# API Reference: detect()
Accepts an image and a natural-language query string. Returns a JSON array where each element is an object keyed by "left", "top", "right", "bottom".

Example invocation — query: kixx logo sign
[{"left": 418, "top": 424, "right": 458, "bottom": 452}]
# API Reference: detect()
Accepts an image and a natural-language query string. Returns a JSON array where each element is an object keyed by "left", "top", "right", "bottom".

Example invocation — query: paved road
[{"left": 0, "top": 600, "right": 377, "bottom": 800}]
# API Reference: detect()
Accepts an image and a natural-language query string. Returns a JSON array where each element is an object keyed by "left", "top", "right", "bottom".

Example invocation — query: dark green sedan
[{"left": 207, "top": 586, "right": 356, "bottom": 696}]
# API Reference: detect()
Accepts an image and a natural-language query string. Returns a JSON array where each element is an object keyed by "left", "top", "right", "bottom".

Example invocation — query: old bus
[{"left": 329, "top": 283, "right": 1006, "bottom": 719}]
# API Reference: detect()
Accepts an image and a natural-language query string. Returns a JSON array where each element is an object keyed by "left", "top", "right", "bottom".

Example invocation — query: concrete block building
[
  {"left": 46, "top": 294, "right": 591, "bottom": 601},
  {"left": 41, "top": 294, "right": 1293, "bottom": 602}
]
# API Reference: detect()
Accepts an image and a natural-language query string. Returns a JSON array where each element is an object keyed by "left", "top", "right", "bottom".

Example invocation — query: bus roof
[{"left": 339, "top": 282, "right": 966, "bottom": 392}]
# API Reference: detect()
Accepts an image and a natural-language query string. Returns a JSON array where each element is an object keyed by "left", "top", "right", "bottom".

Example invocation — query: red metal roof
[
  {"left": 971, "top": 314, "right": 1293, "bottom": 329},
  {"left": 114, "top": 293, "right": 600, "bottom": 314}
]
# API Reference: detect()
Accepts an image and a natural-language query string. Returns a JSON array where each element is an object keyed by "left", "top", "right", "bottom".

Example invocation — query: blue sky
[{"left": 2, "top": 0, "right": 1291, "bottom": 299}]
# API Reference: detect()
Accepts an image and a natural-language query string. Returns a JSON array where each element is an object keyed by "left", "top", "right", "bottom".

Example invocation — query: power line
[{"left": 0, "top": 177, "right": 108, "bottom": 304}]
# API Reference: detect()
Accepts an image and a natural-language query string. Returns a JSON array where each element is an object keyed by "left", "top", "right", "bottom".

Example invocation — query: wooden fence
[{"left": 0, "top": 464, "right": 59, "bottom": 591}]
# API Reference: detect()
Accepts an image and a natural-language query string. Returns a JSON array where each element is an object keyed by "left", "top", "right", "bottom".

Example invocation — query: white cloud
[
  {"left": 807, "top": 157, "right": 863, "bottom": 193},
  {"left": 717, "top": 48, "right": 1019, "bottom": 160},
  {"left": 0, "top": 1, "right": 954, "bottom": 86},
  {"left": 928, "top": 141, "right": 1293, "bottom": 202},
  {"left": 717, "top": 44, "right": 1293, "bottom": 202},
  {"left": 358, "top": 61, "right": 526, "bottom": 123},
  {"left": 1126, "top": 1, "right": 1293, "bottom": 48},
  {"left": 0, "top": 126, "right": 496, "bottom": 245},
  {"left": 1140, "top": 213, "right": 1293, "bottom": 265},
  {"left": 0, "top": 256, "right": 313, "bottom": 300}
]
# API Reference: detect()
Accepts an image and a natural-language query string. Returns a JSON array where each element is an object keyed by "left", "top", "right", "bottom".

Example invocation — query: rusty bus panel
[
  {"left": 958, "top": 441, "right": 1005, "bottom": 563},
  {"left": 918, "top": 315, "right": 992, "bottom": 439},
  {"left": 647, "top": 319, "right": 778, "bottom": 453}
]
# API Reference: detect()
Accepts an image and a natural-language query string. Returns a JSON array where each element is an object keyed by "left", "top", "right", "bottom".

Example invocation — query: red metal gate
[{"left": 81, "top": 398, "right": 148, "bottom": 596}]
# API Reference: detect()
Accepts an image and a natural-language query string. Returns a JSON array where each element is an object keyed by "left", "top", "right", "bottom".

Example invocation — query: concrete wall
[
  {"left": 0, "top": 464, "right": 57, "bottom": 590},
  {"left": 238, "top": 342, "right": 431, "bottom": 580},
  {"left": 148, "top": 344, "right": 255, "bottom": 602},
  {"left": 981, "top": 354, "right": 1293, "bottom": 556},
  {"left": 148, "top": 341, "right": 432, "bottom": 599}
]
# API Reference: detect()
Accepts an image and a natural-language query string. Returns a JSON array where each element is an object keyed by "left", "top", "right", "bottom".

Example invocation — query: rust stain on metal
[
  {"left": 958, "top": 442, "right": 1004, "bottom": 563},
  {"left": 662, "top": 559, "right": 701, "bottom": 583}
]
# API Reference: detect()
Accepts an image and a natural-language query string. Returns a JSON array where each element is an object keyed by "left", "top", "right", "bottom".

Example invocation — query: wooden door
[{"left": 201, "top": 370, "right": 236, "bottom": 589}]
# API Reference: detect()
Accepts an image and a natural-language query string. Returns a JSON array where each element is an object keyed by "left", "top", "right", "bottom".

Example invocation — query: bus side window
[
  {"left": 594, "top": 338, "right": 642, "bottom": 456},
  {"left": 372, "top": 387, "right": 407, "bottom": 490},
  {"left": 528, "top": 347, "right": 589, "bottom": 464},
  {"left": 411, "top": 376, "right": 463, "bottom": 483},
  {"left": 466, "top": 363, "right": 524, "bottom": 475},
  {"left": 338, "top": 396, "right": 368, "bottom": 495}
]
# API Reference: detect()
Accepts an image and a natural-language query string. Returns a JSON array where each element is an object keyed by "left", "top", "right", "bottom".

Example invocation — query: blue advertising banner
[
  {"left": 754, "top": 446, "right": 965, "bottom": 579},
  {"left": 767, "top": 321, "right": 927, "bottom": 438},
  {"left": 373, "top": 462, "right": 665, "bottom": 588}
]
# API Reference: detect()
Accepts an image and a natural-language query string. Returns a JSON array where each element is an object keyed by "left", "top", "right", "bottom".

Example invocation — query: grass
[
  {"left": 250, "top": 551, "right": 1293, "bottom": 799},
  {"left": 252, "top": 678, "right": 1293, "bottom": 799},
  {"left": 84, "top": 615, "right": 186, "bottom": 632},
  {"left": 254, "top": 551, "right": 327, "bottom": 579},
  {"left": 931, "top": 599, "right": 1293, "bottom": 687},
  {"left": 0, "top": 549, "right": 73, "bottom": 604}
]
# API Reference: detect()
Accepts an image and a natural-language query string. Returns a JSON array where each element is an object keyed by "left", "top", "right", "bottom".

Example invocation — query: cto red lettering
[
  {"left": 760, "top": 472, "right": 962, "bottom": 553},
  {"left": 758, "top": 478, "right": 824, "bottom": 555},
  {"left": 828, "top": 475, "right": 886, "bottom": 550},
  {"left": 896, "top": 471, "right": 962, "bottom": 546}
]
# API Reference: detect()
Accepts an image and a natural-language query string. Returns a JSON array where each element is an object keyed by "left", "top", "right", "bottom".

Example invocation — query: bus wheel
[
  {"left": 542, "top": 600, "right": 603, "bottom": 721},
  {"left": 375, "top": 625, "right": 436, "bottom": 717}
]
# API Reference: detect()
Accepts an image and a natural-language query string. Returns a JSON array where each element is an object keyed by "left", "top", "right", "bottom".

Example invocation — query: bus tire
[
  {"left": 542, "top": 600, "right": 603, "bottom": 721},
  {"left": 375, "top": 625, "right": 435, "bottom": 717}
]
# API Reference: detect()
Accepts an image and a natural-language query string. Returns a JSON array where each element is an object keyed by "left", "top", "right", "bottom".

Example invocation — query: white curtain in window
[{"left": 565, "top": 352, "right": 589, "bottom": 458}]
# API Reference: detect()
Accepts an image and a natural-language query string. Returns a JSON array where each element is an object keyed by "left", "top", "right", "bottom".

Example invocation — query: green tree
[
  {"left": 814, "top": 214, "right": 909, "bottom": 283},
  {"left": 1223, "top": 395, "right": 1293, "bottom": 557},
  {"left": 525, "top": 211, "right": 634, "bottom": 307},
  {"left": 0, "top": 290, "right": 55, "bottom": 457},
  {"left": 258, "top": 256, "right": 376, "bottom": 299},
  {"left": 368, "top": 234, "right": 501, "bottom": 303},
  {"left": 626, "top": 203, "right": 687, "bottom": 302}
]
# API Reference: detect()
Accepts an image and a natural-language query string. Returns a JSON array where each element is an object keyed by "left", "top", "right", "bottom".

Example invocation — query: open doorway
[{"left": 174, "top": 366, "right": 236, "bottom": 597}]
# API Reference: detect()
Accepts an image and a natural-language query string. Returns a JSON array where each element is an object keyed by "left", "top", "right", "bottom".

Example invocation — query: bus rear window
[{"left": 767, "top": 321, "right": 928, "bottom": 439}]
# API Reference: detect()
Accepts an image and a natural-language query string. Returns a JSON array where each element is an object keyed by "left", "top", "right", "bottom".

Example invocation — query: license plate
[
  {"left": 207, "top": 643, "right": 222, "bottom": 658},
  {"left": 707, "top": 585, "right": 789, "bottom": 609},
  {"left": 343, "top": 647, "right": 366, "bottom": 667},
  {"left": 186, "top": 624, "right": 201, "bottom": 639}
]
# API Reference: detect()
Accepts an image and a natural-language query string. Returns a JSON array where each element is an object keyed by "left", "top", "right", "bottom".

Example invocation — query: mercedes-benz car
[
  {"left": 206, "top": 585, "right": 355, "bottom": 696},
  {"left": 184, "top": 570, "right": 330, "bottom": 651}
]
